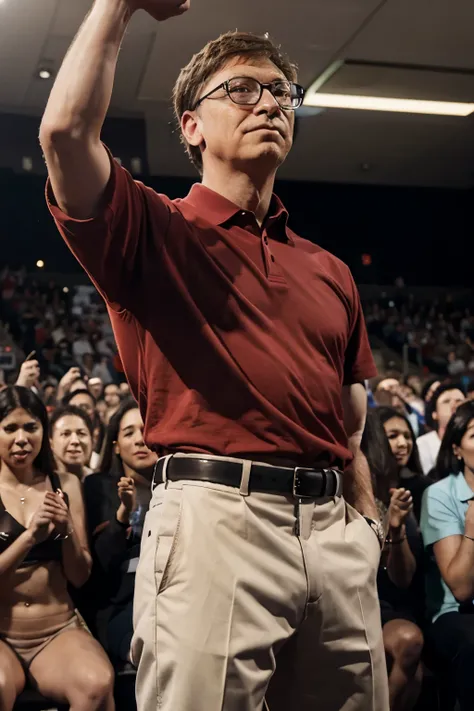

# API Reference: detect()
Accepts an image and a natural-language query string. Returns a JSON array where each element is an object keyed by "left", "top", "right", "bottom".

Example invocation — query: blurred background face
[
  {"left": 69, "top": 391, "right": 95, "bottom": 421},
  {"left": 119, "top": 382, "right": 130, "bottom": 397},
  {"left": 82, "top": 353, "right": 94, "bottom": 371},
  {"left": 0, "top": 408, "right": 43, "bottom": 471},
  {"left": 434, "top": 389, "right": 465, "bottom": 431},
  {"left": 104, "top": 384, "right": 120, "bottom": 409},
  {"left": 191, "top": 57, "right": 294, "bottom": 176},
  {"left": 96, "top": 400, "right": 107, "bottom": 422},
  {"left": 88, "top": 378, "right": 103, "bottom": 400},
  {"left": 43, "top": 384, "right": 56, "bottom": 401},
  {"left": 51, "top": 414, "right": 92, "bottom": 469},
  {"left": 383, "top": 415, "right": 413, "bottom": 468},
  {"left": 114, "top": 408, "right": 157, "bottom": 476}
]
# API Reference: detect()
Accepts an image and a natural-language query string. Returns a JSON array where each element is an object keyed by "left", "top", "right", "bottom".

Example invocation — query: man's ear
[{"left": 181, "top": 110, "right": 204, "bottom": 150}]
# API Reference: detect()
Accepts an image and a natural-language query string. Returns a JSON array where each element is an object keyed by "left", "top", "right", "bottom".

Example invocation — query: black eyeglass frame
[{"left": 192, "top": 76, "right": 305, "bottom": 112}]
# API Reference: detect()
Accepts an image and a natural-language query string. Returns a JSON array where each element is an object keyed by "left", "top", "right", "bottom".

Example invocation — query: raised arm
[
  {"left": 39, "top": 0, "right": 131, "bottom": 219},
  {"left": 39, "top": 0, "right": 190, "bottom": 220}
]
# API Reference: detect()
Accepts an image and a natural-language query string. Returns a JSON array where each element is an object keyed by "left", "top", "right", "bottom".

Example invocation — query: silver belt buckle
[{"left": 292, "top": 467, "right": 318, "bottom": 498}]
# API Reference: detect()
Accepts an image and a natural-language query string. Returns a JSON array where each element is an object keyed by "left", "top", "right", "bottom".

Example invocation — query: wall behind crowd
[{"left": 1, "top": 113, "right": 472, "bottom": 287}]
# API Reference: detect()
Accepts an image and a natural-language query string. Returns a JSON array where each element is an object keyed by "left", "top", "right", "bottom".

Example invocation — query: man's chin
[{"left": 235, "top": 146, "right": 287, "bottom": 171}]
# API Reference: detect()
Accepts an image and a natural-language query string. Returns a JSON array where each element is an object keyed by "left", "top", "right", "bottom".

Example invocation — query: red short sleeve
[
  {"left": 343, "top": 277, "right": 377, "bottom": 385},
  {"left": 46, "top": 147, "right": 172, "bottom": 309}
]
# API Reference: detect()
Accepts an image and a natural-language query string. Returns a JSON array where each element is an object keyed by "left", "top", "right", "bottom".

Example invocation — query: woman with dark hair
[
  {"left": 362, "top": 410, "right": 424, "bottom": 711},
  {"left": 83, "top": 398, "right": 157, "bottom": 664},
  {"left": 421, "top": 401, "right": 474, "bottom": 711},
  {"left": 376, "top": 406, "right": 431, "bottom": 523},
  {"left": 0, "top": 386, "right": 114, "bottom": 710}
]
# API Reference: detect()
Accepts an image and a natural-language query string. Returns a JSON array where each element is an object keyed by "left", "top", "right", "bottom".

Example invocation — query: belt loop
[
  {"left": 152, "top": 454, "right": 173, "bottom": 491},
  {"left": 239, "top": 459, "right": 251, "bottom": 497}
]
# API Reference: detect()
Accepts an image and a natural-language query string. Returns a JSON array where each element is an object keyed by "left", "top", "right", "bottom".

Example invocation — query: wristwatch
[{"left": 363, "top": 516, "right": 385, "bottom": 549}]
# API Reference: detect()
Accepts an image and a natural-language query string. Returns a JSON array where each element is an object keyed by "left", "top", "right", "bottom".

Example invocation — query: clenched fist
[
  {"left": 16, "top": 359, "right": 40, "bottom": 389},
  {"left": 127, "top": 0, "right": 190, "bottom": 21}
]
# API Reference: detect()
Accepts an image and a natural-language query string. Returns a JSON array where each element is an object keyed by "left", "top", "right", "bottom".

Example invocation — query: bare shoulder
[{"left": 57, "top": 471, "right": 82, "bottom": 494}]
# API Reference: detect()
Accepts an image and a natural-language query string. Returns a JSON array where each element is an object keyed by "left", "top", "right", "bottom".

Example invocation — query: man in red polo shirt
[{"left": 40, "top": 1, "right": 388, "bottom": 709}]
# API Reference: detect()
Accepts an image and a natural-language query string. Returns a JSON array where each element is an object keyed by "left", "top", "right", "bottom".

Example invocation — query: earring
[{"left": 458, "top": 456, "right": 463, "bottom": 461}]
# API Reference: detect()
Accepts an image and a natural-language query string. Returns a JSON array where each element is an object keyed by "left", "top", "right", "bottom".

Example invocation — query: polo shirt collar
[
  {"left": 454, "top": 473, "right": 474, "bottom": 503},
  {"left": 183, "top": 183, "right": 293, "bottom": 244}
]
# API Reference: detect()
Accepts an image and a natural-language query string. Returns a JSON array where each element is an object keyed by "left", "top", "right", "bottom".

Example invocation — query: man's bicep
[{"left": 46, "top": 146, "right": 171, "bottom": 307}]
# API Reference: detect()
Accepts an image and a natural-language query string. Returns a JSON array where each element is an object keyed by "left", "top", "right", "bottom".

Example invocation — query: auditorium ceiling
[{"left": 2, "top": 0, "right": 474, "bottom": 187}]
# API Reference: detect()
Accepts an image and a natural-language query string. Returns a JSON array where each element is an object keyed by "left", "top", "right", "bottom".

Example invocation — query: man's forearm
[
  {"left": 344, "top": 444, "right": 379, "bottom": 520},
  {"left": 40, "top": 0, "right": 131, "bottom": 140}
]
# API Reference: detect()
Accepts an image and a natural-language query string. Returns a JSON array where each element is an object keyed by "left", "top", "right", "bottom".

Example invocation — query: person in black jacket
[{"left": 83, "top": 398, "right": 157, "bottom": 664}]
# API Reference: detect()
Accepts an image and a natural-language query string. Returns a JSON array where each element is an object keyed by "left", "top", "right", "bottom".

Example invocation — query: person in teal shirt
[{"left": 420, "top": 400, "right": 474, "bottom": 711}]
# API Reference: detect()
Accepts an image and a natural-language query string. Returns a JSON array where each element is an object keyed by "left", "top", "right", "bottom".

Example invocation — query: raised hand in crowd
[
  {"left": 127, "top": 0, "right": 190, "bottom": 21},
  {"left": 117, "top": 476, "right": 137, "bottom": 525},
  {"left": 47, "top": 489, "right": 73, "bottom": 538},
  {"left": 385, "top": 487, "right": 416, "bottom": 590},
  {"left": 388, "top": 487, "right": 413, "bottom": 531},
  {"left": 57, "top": 366, "right": 82, "bottom": 401},
  {"left": 15, "top": 358, "right": 40, "bottom": 389},
  {"left": 27, "top": 492, "right": 57, "bottom": 543}
]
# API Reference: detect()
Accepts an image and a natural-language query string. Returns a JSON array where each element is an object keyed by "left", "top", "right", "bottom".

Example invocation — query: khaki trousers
[{"left": 131, "top": 454, "right": 389, "bottom": 711}]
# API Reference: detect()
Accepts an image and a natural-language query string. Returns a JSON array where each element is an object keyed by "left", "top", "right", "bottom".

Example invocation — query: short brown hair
[{"left": 172, "top": 31, "right": 298, "bottom": 174}]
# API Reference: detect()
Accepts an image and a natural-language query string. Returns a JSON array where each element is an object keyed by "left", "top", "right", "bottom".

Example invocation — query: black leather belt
[{"left": 153, "top": 456, "right": 343, "bottom": 499}]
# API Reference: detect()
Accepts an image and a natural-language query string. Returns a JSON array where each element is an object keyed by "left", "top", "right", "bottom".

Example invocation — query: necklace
[{"left": 20, "top": 487, "right": 32, "bottom": 505}]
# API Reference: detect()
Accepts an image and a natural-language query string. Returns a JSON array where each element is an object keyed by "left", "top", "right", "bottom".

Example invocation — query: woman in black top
[
  {"left": 362, "top": 409, "right": 424, "bottom": 711},
  {"left": 84, "top": 398, "right": 157, "bottom": 664},
  {"left": 0, "top": 386, "right": 114, "bottom": 710},
  {"left": 376, "top": 406, "right": 431, "bottom": 523}
]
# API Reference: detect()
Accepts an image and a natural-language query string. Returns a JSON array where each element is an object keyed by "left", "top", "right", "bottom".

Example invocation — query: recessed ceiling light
[
  {"left": 304, "top": 91, "right": 474, "bottom": 117},
  {"left": 38, "top": 69, "right": 52, "bottom": 80}
]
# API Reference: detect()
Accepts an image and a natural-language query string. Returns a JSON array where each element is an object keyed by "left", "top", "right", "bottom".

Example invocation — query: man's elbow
[{"left": 39, "top": 120, "right": 98, "bottom": 155}]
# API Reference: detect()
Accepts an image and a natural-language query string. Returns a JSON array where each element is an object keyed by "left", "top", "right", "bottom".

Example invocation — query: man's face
[
  {"left": 70, "top": 392, "right": 95, "bottom": 422},
  {"left": 51, "top": 414, "right": 92, "bottom": 469},
  {"left": 434, "top": 388, "right": 465, "bottom": 430},
  {"left": 184, "top": 58, "right": 295, "bottom": 175},
  {"left": 104, "top": 384, "right": 120, "bottom": 408}
]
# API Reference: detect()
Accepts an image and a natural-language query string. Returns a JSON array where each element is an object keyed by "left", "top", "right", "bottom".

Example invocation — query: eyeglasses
[{"left": 193, "top": 76, "right": 305, "bottom": 111}]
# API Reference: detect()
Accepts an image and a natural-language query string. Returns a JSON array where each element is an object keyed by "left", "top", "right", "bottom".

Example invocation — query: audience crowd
[
  {"left": 1, "top": 267, "right": 474, "bottom": 711},
  {"left": 364, "top": 291, "right": 474, "bottom": 377}
]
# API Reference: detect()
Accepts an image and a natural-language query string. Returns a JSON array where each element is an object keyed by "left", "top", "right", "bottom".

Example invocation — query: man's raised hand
[{"left": 128, "top": 0, "right": 190, "bottom": 21}]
